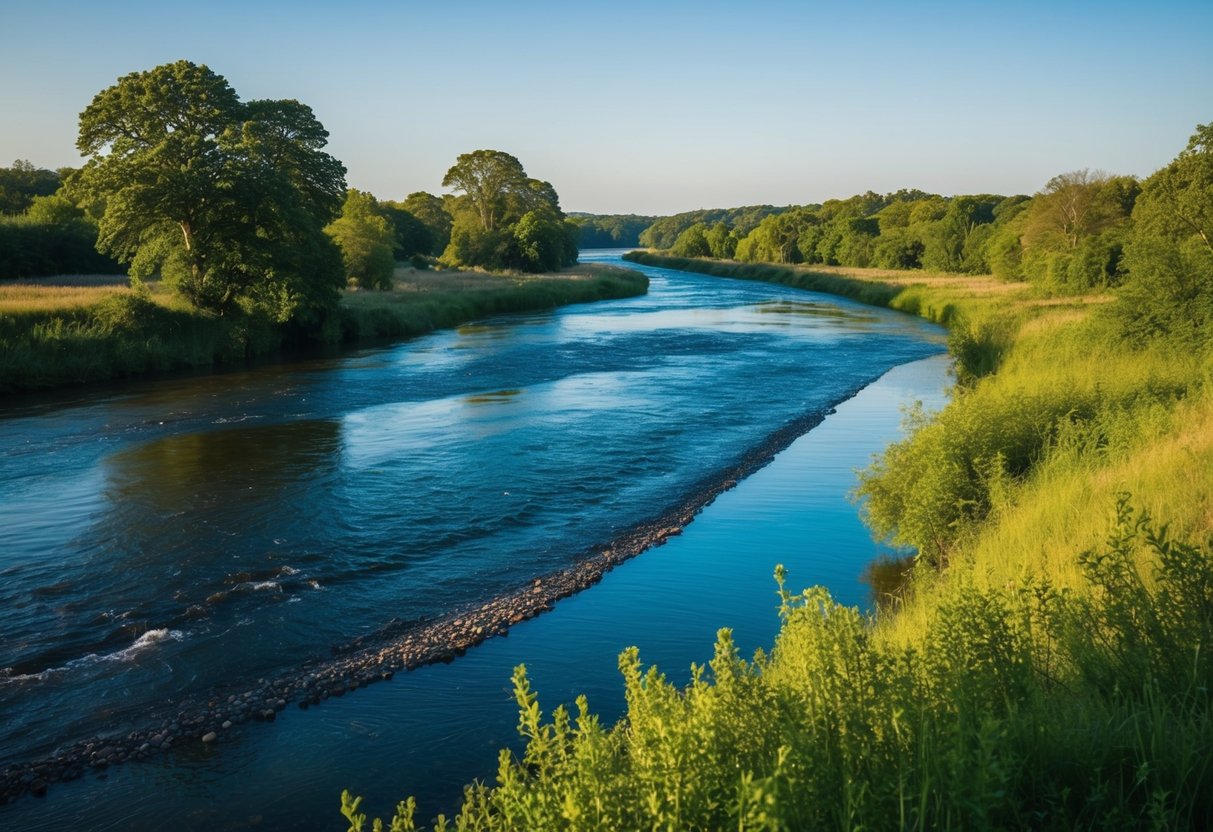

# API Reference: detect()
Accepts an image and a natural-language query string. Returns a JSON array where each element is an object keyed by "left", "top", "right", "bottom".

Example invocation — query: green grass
[
  {"left": 338, "top": 265, "right": 647, "bottom": 343},
  {"left": 339, "top": 252, "right": 1213, "bottom": 830},
  {"left": 0, "top": 265, "right": 647, "bottom": 393}
]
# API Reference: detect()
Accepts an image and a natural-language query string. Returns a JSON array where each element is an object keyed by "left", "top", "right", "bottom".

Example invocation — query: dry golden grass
[
  {"left": 382, "top": 263, "right": 606, "bottom": 295},
  {"left": 0, "top": 278, "right": 179, "bottom": 315},
  {"left": 13, "top": 273, "right": 129, "bottom": 287},
  {"left": 724, "top": 259, "right": 1025, "bottom": 295},
  {"left": 0, "top": 282, "right": 131, "bottom": 314}
]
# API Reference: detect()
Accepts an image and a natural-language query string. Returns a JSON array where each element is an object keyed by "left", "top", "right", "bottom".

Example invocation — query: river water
[{"left": 0, "top": 250, "right": 947, "bottom": 827}]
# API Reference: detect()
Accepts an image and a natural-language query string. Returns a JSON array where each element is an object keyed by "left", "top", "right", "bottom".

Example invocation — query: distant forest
[
  {"left": 568, "top": 214, "right": 655, "bottom": 248},
  {"left": 626, "top": 174, "right": 1141, "bottom": 295}
]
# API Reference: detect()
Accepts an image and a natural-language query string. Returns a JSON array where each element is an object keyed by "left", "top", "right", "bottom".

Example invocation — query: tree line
[
  {"left": 639, "top": 129, "right": 1212, "bottom": 344},
  {"left": 652, "top": 176, "right": 1140, "bottom": 295},
  {"left": 567, "top": 214, "right": 656, "bottom": 248},
  {"left": 0, "top": 163, "right": 124, "bottom": 277},
  {"left": 1, "top": 61, "right": 581, "bottom": 334}
]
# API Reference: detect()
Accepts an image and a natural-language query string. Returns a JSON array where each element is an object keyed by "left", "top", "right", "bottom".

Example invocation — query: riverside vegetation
[
  {"left": 0, "top": 61, "right": 641, "bottom": 393},
  {"left": 0, "top": 265, "right": 646, "bottom": 393},
  {"left": 343, "top": 124, "right": 1213, "bottom": 828}
]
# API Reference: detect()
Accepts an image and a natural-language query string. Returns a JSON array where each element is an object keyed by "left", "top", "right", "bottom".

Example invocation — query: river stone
[{"left": 201, "top": 732, "right": 217, "bottom": 744}]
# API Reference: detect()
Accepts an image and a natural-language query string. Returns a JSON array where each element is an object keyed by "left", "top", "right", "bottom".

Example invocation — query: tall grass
[
  {"left": 0, "top": 266, "right": 647, "bottom": 393},
  {"left": 344, "top": 512, "right": 1213, "bottom": 830},
  {"left": 339, "top": 267, "right": 647, "bottom": 343},
  {"left": 340, "top": 252, "right": 1213, "bottom": 829}
]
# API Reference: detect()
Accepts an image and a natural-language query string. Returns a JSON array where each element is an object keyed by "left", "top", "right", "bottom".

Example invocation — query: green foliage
[
  {"left": 872, "top": 227, "right": 925, "bottom": 269},
  {"left": 354, "top": 508, "right": 1213, "bottom": 829},
  {"left": 68, "top": 60, "right": 346, "bottom": 323},
  {"left": 1113, "top": 123, "right": 1213, "bottom": 342},
  {"left": 569, "top": 213, "right": 655, "bottom": 248},
  {"left": 0, "top": 210, "right": 123, "bottom": 278},
  {"left": 703, "top": 221, "right": 736, "bottom": 259},
  {"left": 442, "top": 150, "right": 539, "bottom": 233},
  {"left": 326, "top": 189, "right": 397, "bottom": 290},
  {"left": 639, "top": 205, "right": 787, "bottom": 249},
  {"left": 443, "top": 215, "right": 514, "bottom": 271},
  {"left": 1014, "top": 171, "right": 1138, "bottom": 292},
  {"left": 734, "top": 210, "right": 816, "bottom": 264},
  {"left": 1114, "top": 235, "right": 1213, "bottom": 343},
  {"left": 510, "top": 212, "right": 578, "bottom": 273},
  {"left": 379, "top": 192, "right": 452, "bottom": 259},
  {"left": 0, "top": 292, "right": 284, "bottom": 392},
  {"left": 919, "top": 195, "right": 1002, "bottom": 274},
  {"left": 439, "top": 151, "right": 576, "bottom": 272},
  {"left": 336, "top": 269, "right": 647, "bottom": 343},
  {"left": 0, "top": 268, "right": 647, "bottom": 392},
  {"left": 637, "top": 177, "right": 1138, "bottom": 288},
  {"left": 0, "top": 160, "right": 60, "bottom": 215},
  {"left": 1131, "top": 123, "right": 1213, "bottom": 251},
  {"left": 669, "top": 222, "right": 711, "bottom": 257}
]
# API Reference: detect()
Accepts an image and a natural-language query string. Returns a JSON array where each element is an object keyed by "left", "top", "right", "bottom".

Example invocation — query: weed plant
[
  {"left": 342, "top": 253, "right": 1213, "bottom": 829},
  {"left": 344, "top": 506, "right": 1213, "bottom": 830}
]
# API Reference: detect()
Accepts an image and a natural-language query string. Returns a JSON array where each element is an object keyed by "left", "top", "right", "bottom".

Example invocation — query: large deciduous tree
[
  {"left": 441, "top": 150, "right": 529, "bottom": 232},
  {"left": 69, "top": 60, "right": 347, "bottom": 323},
  {"left": 440, "top": 149, "right": 576, "bottom": 272}
]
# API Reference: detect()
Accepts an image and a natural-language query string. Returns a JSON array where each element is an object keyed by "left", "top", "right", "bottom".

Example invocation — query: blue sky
[{"left": 1, "top": 0, "right": 1210, "bottom": 214}]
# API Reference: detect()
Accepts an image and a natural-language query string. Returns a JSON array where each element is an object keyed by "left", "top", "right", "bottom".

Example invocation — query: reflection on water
[
  {"left": 753, "top": 299, "right": 882, "bottom": 323},
  {"left": 0, "top": 250, "right": 946, "bottom": 820},
  {"left": 104, "top": 418, "right": 343, "bottom": 507},
  {"left": 464, "top": 389, "right": 522, "bottom": 405}
]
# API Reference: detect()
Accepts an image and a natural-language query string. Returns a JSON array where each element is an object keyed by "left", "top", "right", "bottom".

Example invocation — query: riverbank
[
  {"left": 0, "top": 253, "right": 946, "bottom": 811},
  {"left": 383, "top": 252, "right": 1213, "bottom": 828},
  {"left": 0, "top": 340, "right": 951, "bottom": 824},
  {"left": 623, "top": 250, "right": 1098, "bottom": 384},
  {"left": 0, "top": 264, "right": 647, "bottom": 394},
  {"left": 0, "top": 356, "right": 875, "bottom": 804}
]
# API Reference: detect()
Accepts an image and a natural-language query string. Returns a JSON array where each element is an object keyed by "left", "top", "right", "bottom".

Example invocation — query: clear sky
[{"left": 1, "top": 0, "right": 1210, "bottom": 215}]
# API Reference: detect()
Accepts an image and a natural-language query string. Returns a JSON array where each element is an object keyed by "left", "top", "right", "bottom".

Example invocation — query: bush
[{"left": 346, "top": 507, "right": 1213, "bottom": 830}]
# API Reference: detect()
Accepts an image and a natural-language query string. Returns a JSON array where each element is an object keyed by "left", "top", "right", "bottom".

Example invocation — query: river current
[{"left": 0, "top": 250, "right": 946, "bottom": 826}]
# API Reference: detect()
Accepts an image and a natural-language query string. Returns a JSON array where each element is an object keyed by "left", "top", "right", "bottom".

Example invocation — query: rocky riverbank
[{"left": 0, "top": 397, "right": 846, "bottom": 805}]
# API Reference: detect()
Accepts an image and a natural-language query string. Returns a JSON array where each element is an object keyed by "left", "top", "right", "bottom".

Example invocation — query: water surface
[{"left": 0, "top": 250, "right": 946, "bottom": 826}]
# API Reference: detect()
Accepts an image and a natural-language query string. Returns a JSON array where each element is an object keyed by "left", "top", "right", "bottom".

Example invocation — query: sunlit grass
[
  {"left": 0, "top": 282, "right": 136, "bottom": 315},
  {"left": 0, "top": 264, "right": 646, "bottom": 392},
  {"left": 345, "top": 251, "right": 1213, "bottom": 830}
]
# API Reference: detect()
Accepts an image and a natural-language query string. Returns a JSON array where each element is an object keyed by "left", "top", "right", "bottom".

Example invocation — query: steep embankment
[{"left": 345, "top": 251, "right": 1213, "bottom": 830}]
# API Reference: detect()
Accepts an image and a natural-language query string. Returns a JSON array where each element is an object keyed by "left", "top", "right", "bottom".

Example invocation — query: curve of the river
[{"left": 0, "top": 250, "right": 948, "bottom": 827}]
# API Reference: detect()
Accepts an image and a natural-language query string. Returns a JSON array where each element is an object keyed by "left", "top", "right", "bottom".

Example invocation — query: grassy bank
[
  {"left": 345, "top": 253, "right": 1213, "bottom": 829},
  {"left": 0, "top": 265, "right": 647, "bottom": 394}
]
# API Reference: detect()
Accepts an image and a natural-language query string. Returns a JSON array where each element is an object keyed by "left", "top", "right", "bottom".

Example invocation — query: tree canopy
[
  {"left": 69, "top": 60, "right": 346, "bottom": 323},
  {"left": 325, "top": 189, "right": 396, "bottom": 290},
  {"left": 441, "top": 150, "right": 531, "bottom": 232},
  {"left": 0, "top": 161, "right": 61, "bottom": 215},
  {"left": 439, "top": 150, "right": 577, "bottom": 272},
  {"left": 1115, "top": 122, "right": 1213, "bottom": 342}
]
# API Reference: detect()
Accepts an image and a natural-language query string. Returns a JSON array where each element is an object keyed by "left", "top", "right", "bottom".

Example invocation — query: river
[{"left": 0, "top": 250, "right": 947, "bottom": 827}]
